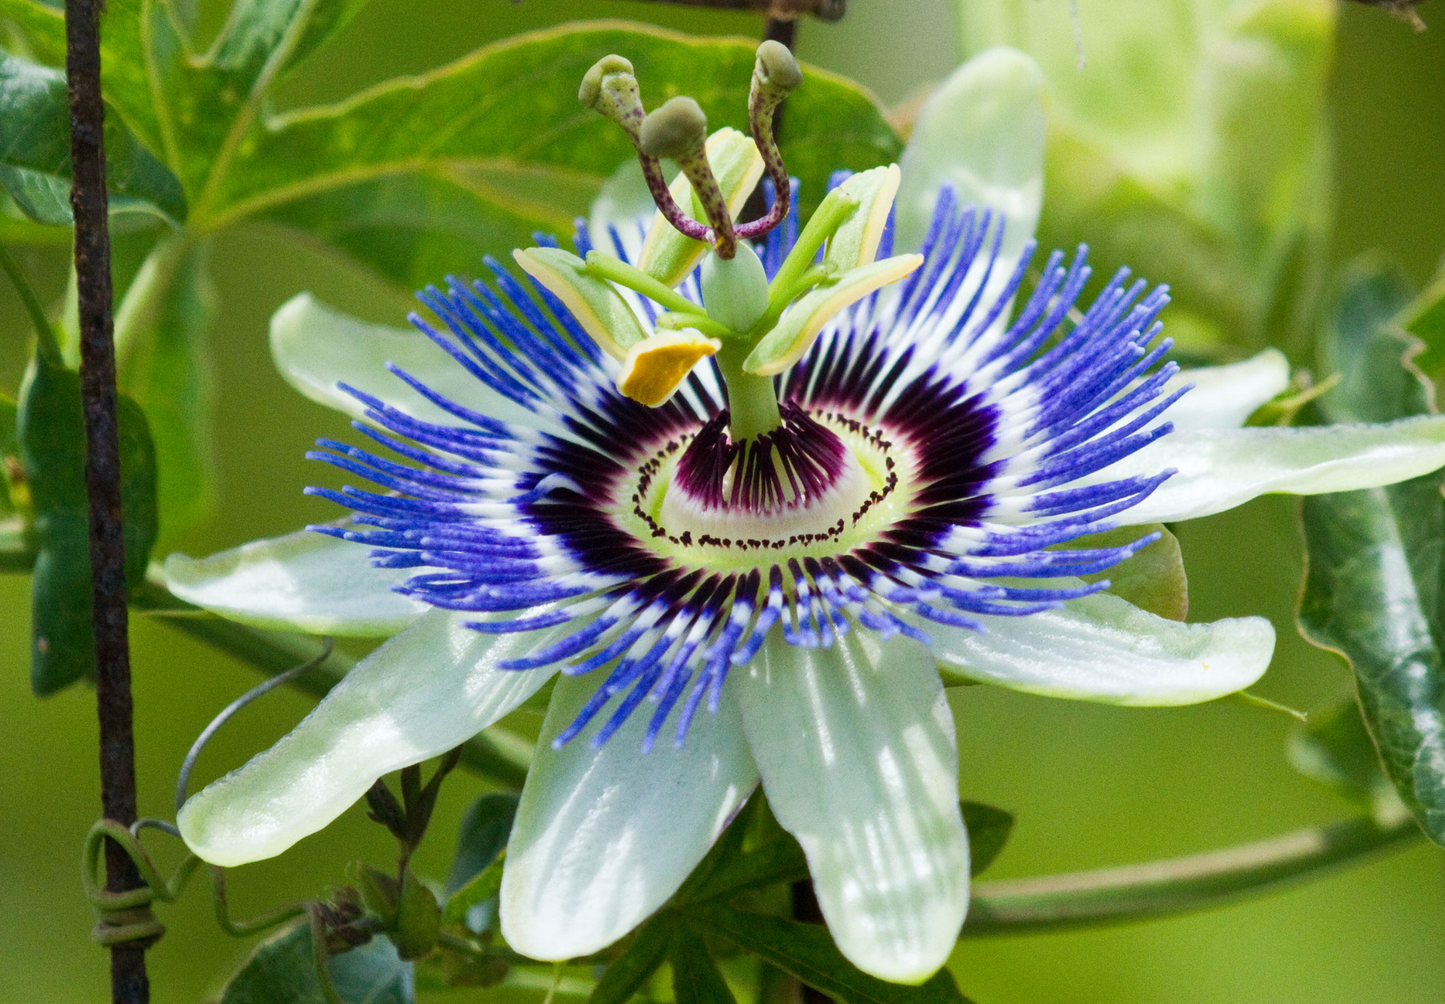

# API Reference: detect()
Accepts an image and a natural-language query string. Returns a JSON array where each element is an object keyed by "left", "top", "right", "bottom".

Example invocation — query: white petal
[
  {"left": 162, "top": 529, "right": 428, "bottom": 637},
  {"left": 1103, "top": 416, "right": 1445, "bottom": 525},
  {"left": 1164, "top": 349, "right": 1290, "bottom": 432},
  {"left": 895, "top": 47, "right": 1044, "bottom": 265},
  {"left": 735, "top": 631, "right": 968, "bottom": 984},
  {"left": 502, "top": 674, "right": 758, "bottom": 959},
  {"left": 269, "top": 292, "right": 545, "bottom": 430},
  {"left": 932, "top": 589, "right": 1275, "bottom": 705},
  {"left": 178, "top": 608, "right": 563, "bottom": 866}
]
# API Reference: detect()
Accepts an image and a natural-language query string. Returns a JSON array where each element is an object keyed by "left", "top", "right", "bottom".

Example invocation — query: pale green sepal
[
  {"left": 895, "top": 47, "right": 1044, "bottom": 257},
  {"left": 269, "top": 293, "right": 543, "bottom": 431},
  {"left": 162, "top": 529, "right": 428, "bottom": 637},
  {"left": 178, "top": 608, "right": 567, "bottom": 867},
  {"left": 744, "top": 254, "right": 922, "bottom": 376},
  {"left": 824, "top": 165, "right": 901, "bottom": 273},
  {"left": 735, "top": 631, "right": 969, "bottom": 984},
  {"left": 931, "top": 587, "right": 1275, "bottom": 705},
  {"left": 1165, "top": 349, "right": 1291, "bottom": 432},
  {"left": 513, "top": 247, "right": 647, "bottom": 361},
  {"left": 1100, "top": 416, "right": 1445, "bottom": 526},
  {"left": 501, "top": 674, "right": 759, "bottom": 960},
  {"left": 638, "top": 128, "right": 764, "bottom": 288}
]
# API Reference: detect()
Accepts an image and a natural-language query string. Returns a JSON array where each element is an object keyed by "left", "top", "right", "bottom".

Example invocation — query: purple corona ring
[{"left": 168, "top": 46, "right": 1445, "bottom": 985}]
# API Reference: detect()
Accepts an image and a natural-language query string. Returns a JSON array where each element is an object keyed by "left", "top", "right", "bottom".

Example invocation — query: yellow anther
[{"left": 617, "top": 330, "right": 722, "bottom": 407}]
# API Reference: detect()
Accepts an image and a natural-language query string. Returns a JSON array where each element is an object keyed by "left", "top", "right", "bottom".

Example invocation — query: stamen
[
  {"left": 639, "top": 98, "right": 738, "bottom": 259},
  {"left": 735, "top": 40, "right": 802, "bottom": 242}
]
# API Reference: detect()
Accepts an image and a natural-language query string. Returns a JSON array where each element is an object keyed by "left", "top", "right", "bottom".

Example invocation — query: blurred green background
[{"left": 1, "top": 1, "right": 1443, "bottom": 1001}]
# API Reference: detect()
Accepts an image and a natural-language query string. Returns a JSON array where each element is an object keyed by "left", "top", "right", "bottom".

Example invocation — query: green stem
[
  {"left": 131, "top": 579, "right": 533, "bottom": 791},
  {"left": 716, "top": 341, "right": 781, "bottom": 439},
  {"left": 962, "top": 813, "right": 1421, "bottom": 936},
  {"left": 0, "top": 243, "right": 63, "bottom": 366},
  {"left": 111, "top": 231, "right": 194, "bottom": 374},
  {"left": 209, "top": 865, "right": 308, "bottom": 937},
  {"left": 655, "top": 311, "right": 733, "bottom": 339}
]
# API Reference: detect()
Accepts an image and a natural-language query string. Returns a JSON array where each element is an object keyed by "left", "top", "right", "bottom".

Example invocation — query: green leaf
[
  {"left": 960, "top": 801, "right": 1015, "bottom": 877},
  {"left": 588, "top": 920, "right": 673, "bottom": 1004},
  {"left": 392, "top": 870, "right": 441, "bottom": 961},
  {"left": 695, "top": 905, "right": 974, "bottom": 1003},
  {"left": 218, "top": 921, "right": 415, "bottom": 1004},
  {"left": 1287, "top": 699, "right": 1399, "bottom": 814},
  {"left": 211, "top": 0, "right": 372, "bottom": 84},
  {"left": 442, "top": 856, "right": 504, "bottom": 928},
  {"left": 1073, "top": 523, "right": 1188, "bottom": 621},
  {"left": 1400, "top": 262, "right": 1445, "bottom": 380},
  {"left": 683, "top": 834, "right": 809, "bottom": 903},
  {"left": 671, "top": 932, "right": 738, "bottom": 1004},
  {"left": 114, "top": 235, "right": 217, "bottom": 541},
  {"left": 446, "top": 792, "right": 519, "bottom": 896},
  {"left": 259, "top": 170, "right": 562, "bottom": 295},
  {"left": 676, "top": 793, "right": 810, "bottom": 904},
  {"left": 1297, "top": 264, "right": 1445, "bottom": 845},
  {"left": 199, "top": 23, "right": 900, "bottom": 236},
  {"left": 961, "top": 0, "right": 1334, "bottom": 353},
  {"left": 1, "top": 191, "right": 73, "bottom": 245},
  {"left": 0, "top": 53, "right": 187, "bottom": 225},
  {"left": 1, "top": 0, "right": 375, "bottom": 203},
  {"left": 17, "top": 354, "right": 158, "bottom": 694}
]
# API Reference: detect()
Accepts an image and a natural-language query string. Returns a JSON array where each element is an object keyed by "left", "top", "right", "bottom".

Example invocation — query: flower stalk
[{"left": 964, "top": 813, "right": 1421, "bottom": 935}]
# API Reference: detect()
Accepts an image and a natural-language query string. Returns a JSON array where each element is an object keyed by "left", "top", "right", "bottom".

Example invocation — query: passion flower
[{"left": 168, "top": 45, "right": 1445, "bottom": 983}]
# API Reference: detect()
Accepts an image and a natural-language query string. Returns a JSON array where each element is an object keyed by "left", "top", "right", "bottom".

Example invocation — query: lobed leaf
[
  {"left": 446, "top": 792, "right": 520, "bottom": 896},
  {"left": 17, "top": 355, "right": 158, "bottom": 695},
  {"left": 588, "top": 920, "right": 673, "bottom": 1004},
  {"left": 1399, "top": 263, "right": 1445, "bottom": 380},
  {"left": 695, "top": 905, "right": 975, "bottom": 1003},
  {"left": 217, "top": 921, "right": 414, "bottom": 1004},
  {"left": 1297, "top": 264, "right": 1445, "bottom": 845},
  {"left": 0, "top": 52, "right": 186, "bottom": 225},
  {"left": 200, "top": 22, "right": 900, "bottom": 232},
  {"left": 670, "top": 932, "right": 738, "bottom": 1004}
]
